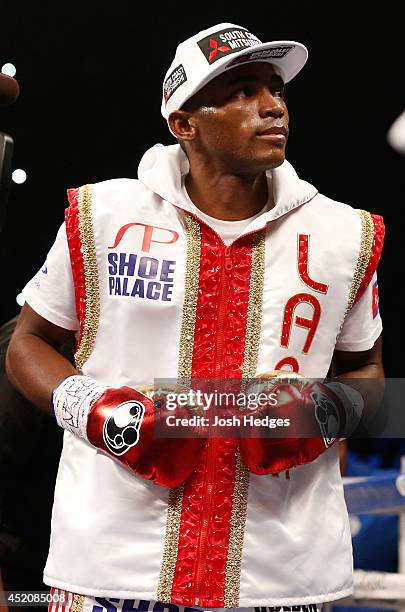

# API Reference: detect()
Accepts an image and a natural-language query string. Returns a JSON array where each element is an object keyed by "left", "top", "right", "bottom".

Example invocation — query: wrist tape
[
  {"left": 326, "top": 381, "right": 364, "bottom": 438},
  {"left": 52, "top": 375, "right": 108, "bottom": 440}
]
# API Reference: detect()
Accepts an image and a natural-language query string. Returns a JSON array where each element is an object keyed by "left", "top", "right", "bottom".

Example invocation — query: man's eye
[{"left": 234, "top": 86, "right": 253, "bottom": 97}]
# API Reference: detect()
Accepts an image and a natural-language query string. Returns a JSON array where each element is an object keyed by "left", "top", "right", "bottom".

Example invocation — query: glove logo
[
  {"left": 103, "top": 401, "right": 145, "bottom": 456},
  {"left": 311, "top": 390, "right": 339, "bottom": 447}
]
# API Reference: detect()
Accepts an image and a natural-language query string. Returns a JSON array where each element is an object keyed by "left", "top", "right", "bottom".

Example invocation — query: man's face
[{"left": 183, "top": 62, "right": 289, "bottom": 174}]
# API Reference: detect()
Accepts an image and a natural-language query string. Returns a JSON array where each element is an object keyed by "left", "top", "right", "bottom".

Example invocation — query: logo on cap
[
  {"left": 227, "top": 46, "right": 294, "bottom": 69},
  {"left": 197, "top": 27, "right": 261, "bottom": 65},
  {"left": 164, "top": 64, "right": 187, "bottom": 103}
]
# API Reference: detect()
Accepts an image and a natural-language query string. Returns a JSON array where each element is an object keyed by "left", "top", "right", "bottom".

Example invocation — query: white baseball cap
[{"left": 161, "top": 22, "right": 308, "bottom": 120}]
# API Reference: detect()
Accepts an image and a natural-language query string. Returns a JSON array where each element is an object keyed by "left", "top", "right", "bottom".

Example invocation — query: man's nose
[{"left": 259, "top": 89, "right": 285, "bottom": 118}]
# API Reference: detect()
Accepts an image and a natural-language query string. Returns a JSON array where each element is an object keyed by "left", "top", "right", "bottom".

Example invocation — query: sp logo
[
  {"left": 103, "top": 401, "right": 145, "bottom": 456},
  {"left": 109, "top": 223, "right": 179, "bottom": 254}
]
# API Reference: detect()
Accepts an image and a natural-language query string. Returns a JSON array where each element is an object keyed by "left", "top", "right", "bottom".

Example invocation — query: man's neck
[{"left": 184, "top": 166, "right": 272, "bottom": 221}]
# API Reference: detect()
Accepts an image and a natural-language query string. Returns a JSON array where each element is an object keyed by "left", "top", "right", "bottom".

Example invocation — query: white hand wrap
[
  {"left": 52, "top": 375, "right": 108, "bottom": 440},
  {"left": 327, "top": 381, "right": 364, "bottom": 438}
]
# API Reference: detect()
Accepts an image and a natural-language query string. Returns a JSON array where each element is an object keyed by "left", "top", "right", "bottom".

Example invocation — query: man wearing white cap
[{"left": 6, "top": 22, "right": 385, "bottom": 612}]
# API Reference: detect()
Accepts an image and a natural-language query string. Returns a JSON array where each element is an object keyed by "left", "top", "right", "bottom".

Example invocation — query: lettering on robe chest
[{"left": 275, "top": 234, "right": 329, "bottom": 373}]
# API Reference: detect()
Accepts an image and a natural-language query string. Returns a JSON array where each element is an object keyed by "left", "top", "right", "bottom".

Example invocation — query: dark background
[{"left": 0, "top": 0, "right": 404, "bottom": 375}]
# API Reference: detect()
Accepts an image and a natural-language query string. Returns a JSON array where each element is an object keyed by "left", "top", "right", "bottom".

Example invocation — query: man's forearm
[
  {"left": 5, "top": 333, "right": 76, "bottom": 415},
  {"left": 333, "top": 363, "right": 385, "bottom": 429},
  {"left": 331, "top": 336, "right": 385, "bottom": 430}
]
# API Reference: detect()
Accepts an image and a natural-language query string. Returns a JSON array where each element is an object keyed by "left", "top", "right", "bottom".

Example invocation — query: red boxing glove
[
  {"left": 53, "top": 376, "right": 206, "bottom": 487},
  {"left": 238, "top": 373, "right": 363, "bottom": 475}
]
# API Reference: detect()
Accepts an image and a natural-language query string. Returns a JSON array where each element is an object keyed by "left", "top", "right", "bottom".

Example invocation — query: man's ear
[{"left": 168, "top": 110, "right": 198, "bottom": 142}]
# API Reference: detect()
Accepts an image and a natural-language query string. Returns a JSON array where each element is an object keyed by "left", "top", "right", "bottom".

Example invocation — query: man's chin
[{"left": 262, "top": 150, "right": 286, "bottom": 170}]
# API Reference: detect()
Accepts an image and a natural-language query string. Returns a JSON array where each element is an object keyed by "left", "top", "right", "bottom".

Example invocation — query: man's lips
[
  {"left": 257, "top": 126, "right": 288, "bottom": 145},
  {"left": 258, "top": 125, "right": 288, "bottom": 137},
  {"left": 257, "top": 126, "right": 288, "bottom": 142}
]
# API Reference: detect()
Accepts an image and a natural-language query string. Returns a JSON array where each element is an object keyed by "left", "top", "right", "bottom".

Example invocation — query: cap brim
[{"left": 176, "top": 40, "right": 308, "bottom": 116}]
